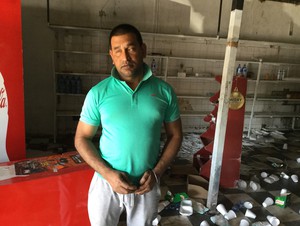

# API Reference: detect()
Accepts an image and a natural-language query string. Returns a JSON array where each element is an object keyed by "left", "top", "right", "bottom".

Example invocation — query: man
[{"left": 74, "top": 23, "right": 182, "bottom": 226}]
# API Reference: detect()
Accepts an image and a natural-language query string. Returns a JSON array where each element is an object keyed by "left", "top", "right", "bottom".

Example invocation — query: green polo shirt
[{"left": 80, "top": 64, "right": 180, "bottom": 185}]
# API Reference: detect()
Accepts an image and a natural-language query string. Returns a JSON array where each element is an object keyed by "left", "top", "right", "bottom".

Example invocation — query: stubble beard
[{"left": 119, "top": 61, "right": 144, "bottom": 81}]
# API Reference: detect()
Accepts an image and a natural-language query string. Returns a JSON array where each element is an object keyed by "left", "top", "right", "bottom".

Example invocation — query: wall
[
  {"left": 22, "top": 0, "right": 55, "bottom": 136},
  {"left": 47, "top": 0, "right": 300, "bottom": 43},
  {"left": 21, "top": 0, "right": 300, "bottom": 137}
]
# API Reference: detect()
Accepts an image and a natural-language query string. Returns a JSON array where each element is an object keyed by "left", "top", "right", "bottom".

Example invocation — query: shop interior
[{"left": 1, "top": 0, "right": 300, "bottom": 225}]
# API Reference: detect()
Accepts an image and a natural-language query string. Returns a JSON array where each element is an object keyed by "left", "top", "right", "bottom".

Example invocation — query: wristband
[{"left": 152, "top": 170, "right": 159, "bottom": 183}]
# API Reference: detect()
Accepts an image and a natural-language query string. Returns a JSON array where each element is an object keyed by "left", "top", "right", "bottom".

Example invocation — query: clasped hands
[{"left": 105, "top": 169, "right": 157, "bottom": 195}]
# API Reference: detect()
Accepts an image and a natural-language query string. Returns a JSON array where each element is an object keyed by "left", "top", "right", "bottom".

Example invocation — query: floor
[
  {"left": 26, "top": 130, "right": 300, "bottom": 226},
  {"left": 151, "top": 130, "right": 300, "bottom": 226}
]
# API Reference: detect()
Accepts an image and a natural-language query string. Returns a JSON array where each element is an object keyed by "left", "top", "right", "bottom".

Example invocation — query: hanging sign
[{"left": 229, "top": 87, "right": 245, "bottom": 110}]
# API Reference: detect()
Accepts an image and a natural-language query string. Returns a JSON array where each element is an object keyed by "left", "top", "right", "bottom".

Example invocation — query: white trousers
[{"left": 88, "top": 172, "right": 161, "bottom": 226}]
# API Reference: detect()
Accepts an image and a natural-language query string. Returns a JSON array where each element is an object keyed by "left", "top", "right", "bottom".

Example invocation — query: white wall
[{"left": 21, "top": 0, "right": 300, "bottom": 137}]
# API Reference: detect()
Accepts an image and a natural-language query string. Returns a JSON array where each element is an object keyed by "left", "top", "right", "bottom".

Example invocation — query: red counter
[{"left": 0, "top": 152, "right": 94, "bottom": 226}]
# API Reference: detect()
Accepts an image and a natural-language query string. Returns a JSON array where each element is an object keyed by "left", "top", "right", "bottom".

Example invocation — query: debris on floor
[{"left": 178, "top": 133, "right": 203, "bottom": 162}]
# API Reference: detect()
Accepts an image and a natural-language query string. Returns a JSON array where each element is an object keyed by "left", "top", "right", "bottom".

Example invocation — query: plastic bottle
[
  {"left": 277, "top": 69, "right": 281, "bottom": 80},
  {"left": 210, "top": 214, "right": 229, "bottom": 226},
  {"left": 57, "top": 76, "right": 65, "bottom": 93},
  {"left": 236, "top": 64, "right": 242, "bottom": 76},
  {"left": 76, "top": 76, "right": 82, "bottom": 94},
  {"left": 151, "top": 59, "right": 157, "bottom": 76},
  {"left": 0, "top": 72, "right": 9, "bottom": 162},
  {"left": 281, "top": 69, "right": 286, "bottom": 80},
  {"left": 65, "top": 76, "right": 71, "bottom": 93},
  {"left": 71, "top": 76, "right": 77, "bottom": 94},
  {"left": 152, "top": 214, "right": 161, "bottom": 226},
  {"left": 242, "top": 64, "right": 248, "bottom": 77}
]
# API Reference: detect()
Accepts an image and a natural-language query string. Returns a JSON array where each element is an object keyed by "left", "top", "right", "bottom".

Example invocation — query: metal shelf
[
  {"left": 51, "top": 24, "right": 300, "bottom": 141},
  {"left": 248, "top": 79, "right": 300, "bottom": 83},
  {"left": 178, "top": 95, "right": 210, "bottom": 99},
  {"left": 166, "top": 76, "right": 215, "bottom": 80},
  {"left": 53, "top": 49, "right": 108, "bottom": 55},
  {"left": 168, "top": 56, "right": 224, "bottom": 63},
  {"left": 257, "top": 98, "right": 300, "bottom": 102},
  {"left": 180, "top": 111, "right": 208, "bottom": 117},
  {"left": 56, "top": 111, "right": 80, "bottom": 117},
  {"left": 247, "top": 95, "right": 300, "bottom": 102},
  {"left": 56, "top": 93, "right": 86, "bottom": 97},
  {"left": 55, "top": 72, "right": 109, "bottom": 77},
  {"left": 253, "top": 112, "right": 300, "bottom": 118}
]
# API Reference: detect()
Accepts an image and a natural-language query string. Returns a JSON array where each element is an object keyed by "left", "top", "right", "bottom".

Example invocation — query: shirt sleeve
[
  {"left": 164, "top": 86, "right": 180, "bottom": 123},
  {"left": 79, "top": 88, "right": 101, "bottom": 126}
]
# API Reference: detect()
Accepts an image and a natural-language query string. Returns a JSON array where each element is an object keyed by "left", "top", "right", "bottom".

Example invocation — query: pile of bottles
[
  {"left": 57, "top": 75, "right": 82, "bottom": 94},
  {"left": 236, "top": 64, "right": 248, "bottom": 77}
]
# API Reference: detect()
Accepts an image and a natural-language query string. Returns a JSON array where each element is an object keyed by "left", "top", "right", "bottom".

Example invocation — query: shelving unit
[
  {"left": 52, "top": 47, "right": 113, "bottom": 142},
  {"left": 50, "top": 24, "right": 300, "bottom": 142},
  {"left": 246, "top": 61, "right": 300, "bottom": 135}
]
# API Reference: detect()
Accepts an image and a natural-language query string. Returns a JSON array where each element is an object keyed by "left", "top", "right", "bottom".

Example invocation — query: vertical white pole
[
  {"left": 247, "top": 59, "right": 263, "bottom": 137},
  {"left": 207, "top": 0, "right": 244, "bottom": 209}
]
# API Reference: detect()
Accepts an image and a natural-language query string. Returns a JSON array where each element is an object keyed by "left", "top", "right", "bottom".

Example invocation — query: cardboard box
[
  {"left": 177, "top": 72, "right": 186, "bottom": 78},
  {"left": 170, "top": 163, "right": 198, "bottom": 176},
  {"left": 187, "top": 175, "right": 209, "bottom": 200}
]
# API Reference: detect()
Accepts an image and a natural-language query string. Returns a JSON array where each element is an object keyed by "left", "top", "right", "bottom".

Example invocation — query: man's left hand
[{"left": 135, "top": 170, "right": 157, "bottom": 195}]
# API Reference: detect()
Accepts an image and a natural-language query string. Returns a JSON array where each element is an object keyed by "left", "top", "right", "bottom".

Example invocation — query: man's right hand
[
  {"left": 104, "top": 170, "right": 137, "bottom": 194},
  {"left": 75, "top": 121, "right": 137, "bottom": 194}
]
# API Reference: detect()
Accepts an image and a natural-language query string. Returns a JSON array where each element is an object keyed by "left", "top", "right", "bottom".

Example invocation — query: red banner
[{"left": 0, "top": 0, "right": 26, "bottom": 162}]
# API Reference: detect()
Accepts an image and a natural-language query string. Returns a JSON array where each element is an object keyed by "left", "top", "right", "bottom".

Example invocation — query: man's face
[{"left": 109, "top": 33, "right": 146, "bottom": 81}]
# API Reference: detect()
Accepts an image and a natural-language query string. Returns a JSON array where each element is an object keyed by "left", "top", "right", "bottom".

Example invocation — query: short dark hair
[{"left": 109, "top": 24, "right": 143, "bottom": 49}]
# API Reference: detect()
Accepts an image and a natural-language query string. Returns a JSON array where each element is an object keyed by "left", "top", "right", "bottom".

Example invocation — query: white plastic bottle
[
  {"left": 151, "top": 59, "right": 157, "bottom": 76},
  {"left": 242, "top": 64, "right": 248, "bottom": 77},
  {"left": 236, "top": 64, "right": 242, "bottom": 76},
  {"left": 0, "top": 72, "right": 9, "bottom": 162}
]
